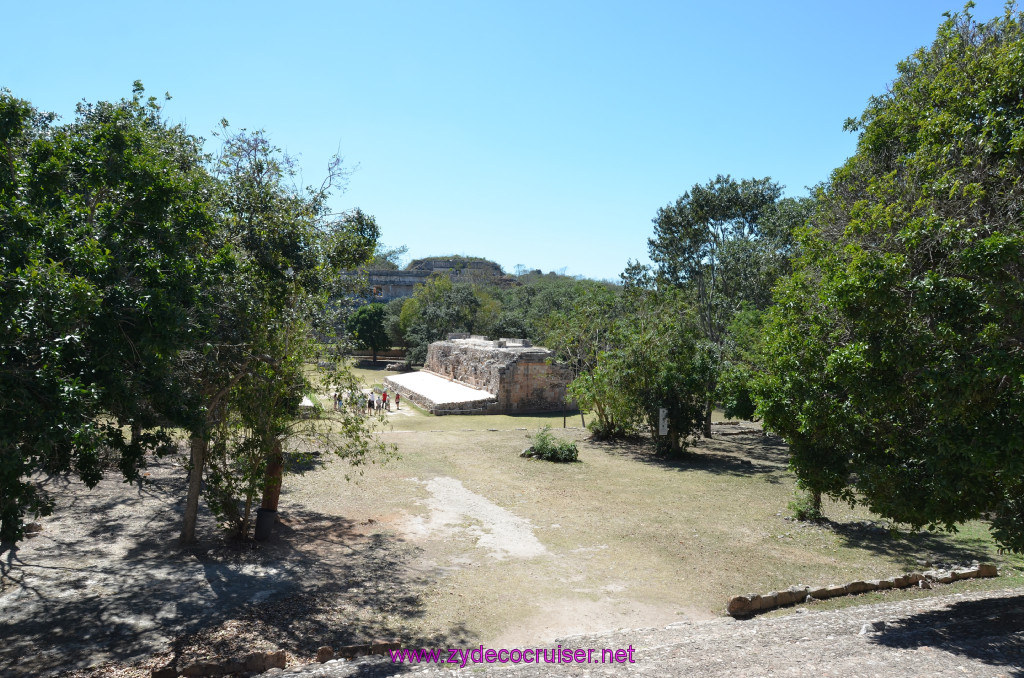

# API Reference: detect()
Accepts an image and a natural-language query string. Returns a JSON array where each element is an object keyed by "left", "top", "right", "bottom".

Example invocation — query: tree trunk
[
  {"left": 261, "top": 438, "right": 284, "bottom": 511},
  {"left": 180, "top": 436, "right": 206, "bottom": 545},
  {"left": 241, "top": 494, "right": 253, "bottom": 539},
  {"left": 372, "top": 347, "right": 377, "bottom": 363},
  {"left": 812, "top": 489, "right": 822, "bottom": 516},
  {"left": 702, "top": 401, "right": 713, "bottom": 438}
]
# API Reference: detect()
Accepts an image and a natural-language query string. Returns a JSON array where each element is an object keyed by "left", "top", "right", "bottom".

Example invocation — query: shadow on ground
[
  {"left": 0, "top": 456, "right": 467, "bottom": 677},
  {"left": 819, "top": 518, "right": 1001, "bottom": 570},
  {"left": 871, "top": 592, "right": 1024, "bottom": 677},
  {"left": 591, "top": 431, "right": 790, "bottom": 478}
]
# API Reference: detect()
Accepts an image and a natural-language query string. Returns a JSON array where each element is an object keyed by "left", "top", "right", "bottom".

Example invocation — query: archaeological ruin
[
  {"left": 348, "top": 257, "right": 516, "bottom": 303},
  {"left": 383, "top": 335, "right": 575, "bottom": 415}
]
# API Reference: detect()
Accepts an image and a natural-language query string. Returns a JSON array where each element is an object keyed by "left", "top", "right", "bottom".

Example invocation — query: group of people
[
  {"left": 330, "top": 389, "right": 401, "bottom": 414},
  {"left": 366, "top": 389, "right": 399, "bottom": 414}
]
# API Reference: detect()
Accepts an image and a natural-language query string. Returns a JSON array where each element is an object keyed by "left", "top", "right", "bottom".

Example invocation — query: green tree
[
  {"left": 563, "top": 270, "right": 713, "bottom": 453},
  {"left": 348, "top": 303, "right": 390, "bottom": 362},
  {"left": 757, "top": 5, "right": 1024, "bottom": 549},
  {"left": 0, "top": 86, "right": 217, "bottom": 541},
  {"left": 649, "top": 175, "right": 785, "bottom": 435},
  {"left": 538, "top": 279, "right": 621, "bottom": 380},
  {"left": 179, "top": 126, "right": 381, "bottom": 544},
  {"left": 399, "top": 275, "right": 481, "bottom": 364}
]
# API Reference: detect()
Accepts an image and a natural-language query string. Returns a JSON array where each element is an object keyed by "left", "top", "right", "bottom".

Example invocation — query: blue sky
[{"left": 2, "top": 1, "right": 1011, "bottom": 280}]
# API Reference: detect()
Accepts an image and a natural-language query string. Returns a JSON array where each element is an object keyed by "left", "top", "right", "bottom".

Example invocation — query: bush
[
  {"left": 586, "top": 417, "right": 631, "bottom": 441},
  {"left": 521, "top": 426, "right": 579, "bottom": 463},
  {"left": 788, "top": 488, "right": 823, "bottom": 522}
]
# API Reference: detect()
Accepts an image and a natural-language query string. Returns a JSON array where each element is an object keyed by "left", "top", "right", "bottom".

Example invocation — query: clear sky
[{"left": 1, "top": 1, "right": 1011, "bottom": 280}]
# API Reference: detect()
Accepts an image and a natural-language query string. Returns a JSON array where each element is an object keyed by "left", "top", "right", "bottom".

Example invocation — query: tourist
[
  {"left": 396, "top": 393, "right": 401, "bottom": 409},
  {"left": 367, "top": 393, "right": 375, "bottom": 413}
]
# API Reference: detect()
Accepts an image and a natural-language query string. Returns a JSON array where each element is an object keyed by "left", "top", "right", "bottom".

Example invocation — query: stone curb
[{"left": 726, "top": 563, "right": 998, "bottom": 617}]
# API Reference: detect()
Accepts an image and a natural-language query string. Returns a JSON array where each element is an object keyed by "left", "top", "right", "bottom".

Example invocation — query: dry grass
[
  {"left": 282, "top": 406, "right": 1024, "bottom": 646},
  {"left": 44, "top": 361, "right": 1024, "bottom": 675}
]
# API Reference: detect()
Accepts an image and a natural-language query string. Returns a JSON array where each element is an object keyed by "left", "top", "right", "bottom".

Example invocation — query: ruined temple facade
[
  {"left": 385, "top": 335, "right": 575, "bottom": 415},
  {"left": 348, "top": 258, "right": 515, "bottom": 303}
]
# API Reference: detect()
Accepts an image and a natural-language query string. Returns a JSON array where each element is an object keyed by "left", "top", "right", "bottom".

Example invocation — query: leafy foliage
[
  {"left": 559, "top": 271, "right": 714, "bottom": 454},
  {"left": 180, "top": 125, "right": 388, "bottom": 542},
  {"left": 787, "top": 488, "right": 824, "bottom": 523},
  {"left": 399, "top": 274, "right": 481, "bottom": 364},
  {"left": 0, "top": 86, "right": 217, "bottom": 540},
  {"left": 348, "top": 303, "right": 390, "bottom": 361},
  {"left": 649, "top": 175, "right": 784, "bottom": 344},
  {"left": 757, "top": 6, "right": 1024, "bottom": 550},
  {"left": 0, "top": 87, "right": 391, "bottom": 543},
  {"left": 648, "top": 175, "right": 801, "bottom": 433},
  {"left": 521, "top": 426, "right": 579, "bottom": 463}
]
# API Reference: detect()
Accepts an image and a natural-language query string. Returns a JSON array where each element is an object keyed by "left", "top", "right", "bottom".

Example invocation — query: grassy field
[{"left": 276, "top": 363, "right": 1024, "bottom": 646}]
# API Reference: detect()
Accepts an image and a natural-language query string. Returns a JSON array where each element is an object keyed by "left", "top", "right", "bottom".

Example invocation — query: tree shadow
[
  {"left": 870, "top": 592, "right": 1024, "bottom": 676},
  {"left": 816, "top": 518, "right": 999, "bottom": 568},
  {"left": 590, "top": 433, "right": 791, "bottom": 478},
  {"left": 193, "top": 510, "right": 474, "bottom": 654},
  {"left": 0, "top": 458, "right": 468, "bottom": 677}
]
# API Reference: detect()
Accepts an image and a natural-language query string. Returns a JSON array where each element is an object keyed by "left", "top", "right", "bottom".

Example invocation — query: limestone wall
[
  {"left": 424, "top": 337, "right": 574, "bottom": 414},
  {"left": 365, "top": 270, "right": 432, "bottom": 302}
]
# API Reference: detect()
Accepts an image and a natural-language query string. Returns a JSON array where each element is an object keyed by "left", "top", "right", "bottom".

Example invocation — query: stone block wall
[{"left": 424, "top": 337, "right": 574, "bottom": 414}]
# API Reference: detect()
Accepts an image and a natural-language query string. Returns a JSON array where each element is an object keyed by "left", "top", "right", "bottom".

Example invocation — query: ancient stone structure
[
  {"left": 384, "top": 335, "right": 575, "bottom": 415},
  {"left": 406, "top": 257, "right": 504, "bottom": 276},
  {"left": 346, "top": 257, "right": 515, "bottom": 303},
  {"left": 361, "top": 269, "right": 432, "bottom": 302}
]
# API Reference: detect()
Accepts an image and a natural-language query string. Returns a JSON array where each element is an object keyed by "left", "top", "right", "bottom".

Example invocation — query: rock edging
[{"left": 726, "top": 563, "right": 998, "bottom": 617}]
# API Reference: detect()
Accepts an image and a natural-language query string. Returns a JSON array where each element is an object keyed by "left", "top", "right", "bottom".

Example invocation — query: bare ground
[
  {"left": 0, "top": 451, "right": 466, "bottom": 677},
  {"left": 2, "top": 418, "right": 1021, "bottom": 677}
]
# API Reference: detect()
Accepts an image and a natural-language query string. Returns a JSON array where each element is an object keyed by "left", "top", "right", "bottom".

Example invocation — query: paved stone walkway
[{"left": 269, "top": 587, "right": 1024, "bottom": 677}]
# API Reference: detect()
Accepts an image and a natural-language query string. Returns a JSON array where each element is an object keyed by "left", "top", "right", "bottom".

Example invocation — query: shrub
[
  {"left": 521, "top": 426, "right": 579, "bottom": 463},
  {"left": 788, "top": 488, "right": 824, "bottom": 522},
  {"left": 586, "top": 417, "right": 631, "bottom": 441}
]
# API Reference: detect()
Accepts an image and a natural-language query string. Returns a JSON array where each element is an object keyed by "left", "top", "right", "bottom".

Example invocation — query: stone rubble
[{"left": 726, "top": 563, "right": 998, "bottom": 617}]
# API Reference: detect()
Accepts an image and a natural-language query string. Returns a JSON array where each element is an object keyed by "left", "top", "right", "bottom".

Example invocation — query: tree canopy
[
  {"left": 647, "top": 174, "right": 798, "bottom": 435},
  {"left": 1, "top": 86, "right": 219, "bottom": 540},
  {"left": 348, "top": 303, "right": 390, "bottom": 362},
  {"left": 0, "top": 87, "right": 389, "bottom": 543},
  {"left": 756, "top": 5, "right": 1024, "bottom": 550}
]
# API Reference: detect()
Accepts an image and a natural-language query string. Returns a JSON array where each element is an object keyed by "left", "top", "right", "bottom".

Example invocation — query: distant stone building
[
  {"left": 384, "top": 335, "right": 575, "bottom": 415},
  {"left": 347, "top": 257, "right": 515, "bottom": 303}
]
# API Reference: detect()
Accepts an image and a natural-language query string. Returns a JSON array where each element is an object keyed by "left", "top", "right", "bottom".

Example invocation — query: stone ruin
[
  {"left": 383, "top": 335, "right": 575, "bottom": 415},
  {"left": 346, "top": 257, "right": 517, "bottom": 303}
]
